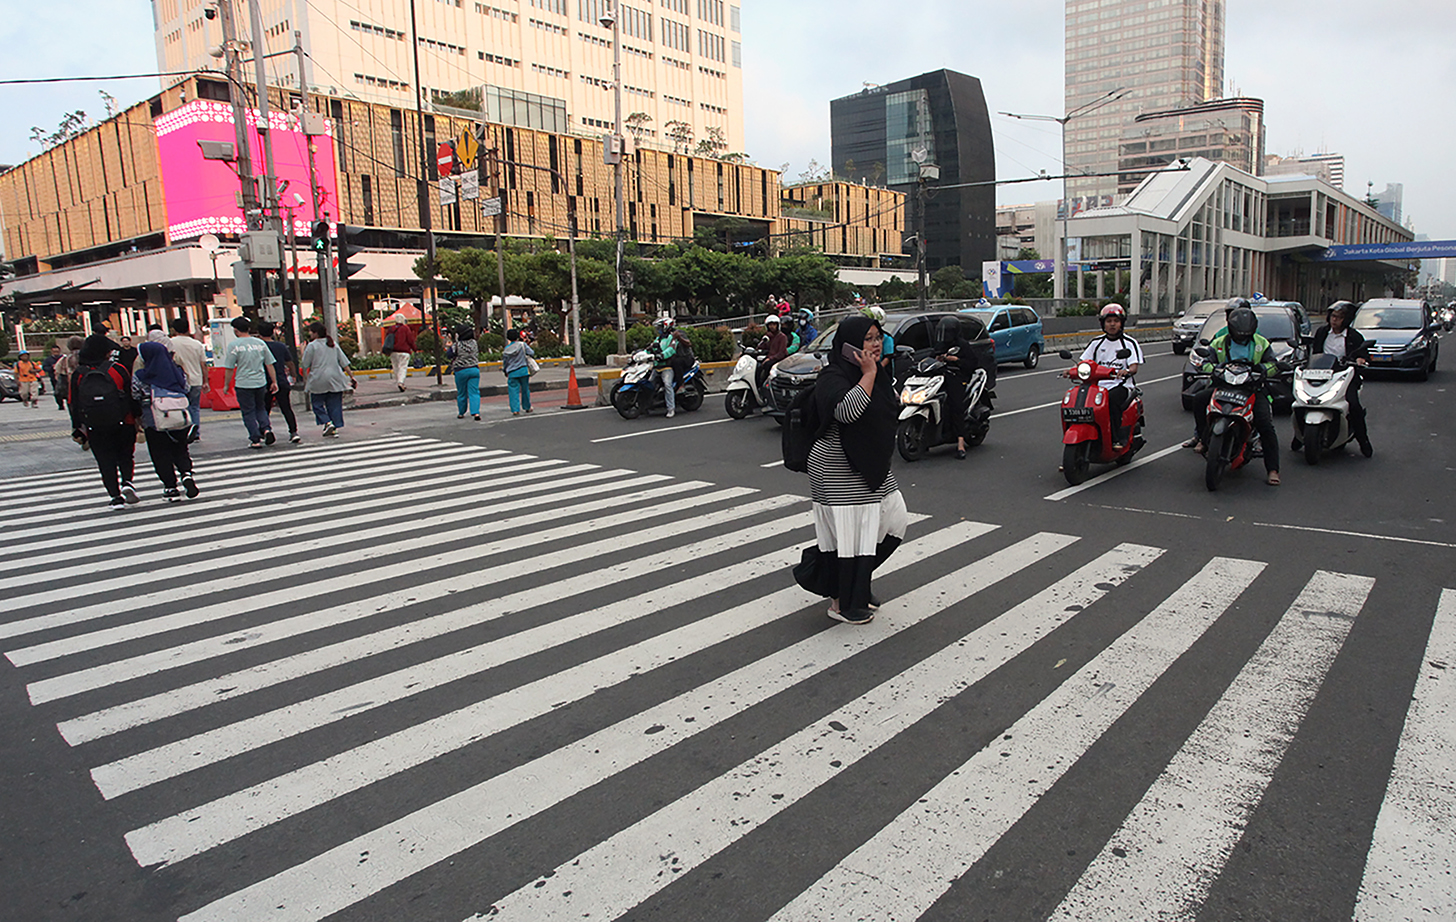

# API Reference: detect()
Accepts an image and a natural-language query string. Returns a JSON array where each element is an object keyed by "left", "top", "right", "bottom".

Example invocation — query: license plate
[
  {"left": 1062, "top": 407, "right": 1094, "bottom": 421},
  {"left": 1214, "top": 389, "right": 1246, "bottom": 402}
]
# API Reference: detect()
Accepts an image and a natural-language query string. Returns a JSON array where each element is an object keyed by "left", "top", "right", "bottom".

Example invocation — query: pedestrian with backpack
[
  {"left": 222, "top": 316, "right": 279, "bottom": 449},
  {"left": 257, "top": 321, "right": 303, "bottom": 443},
  {"left": 69, "top": 333, "right": 141, "bottom": 509},
  {"left": 132, "top": 342, "right": 200, "bottom": 502},
  {"left": 801, "top": 315, "right": 908, "bottom": 625}
]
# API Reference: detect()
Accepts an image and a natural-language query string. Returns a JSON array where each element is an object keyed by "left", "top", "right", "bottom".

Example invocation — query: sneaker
[
  {"left": 163, "top": 487, "right": 182, "bottom": 503},
  {"left": 473, "top": 415, "right": 481, "bottom": 421},
  {"left": 107, "top": 496, "right": 126, "bottom": 510},
  {"left": 264, "top": 430, "right": 277, "bottom": 445},
  {"left": 955, "top": 448, "right": 967, "bottom": 460},
  {"left": 289, "top": 432, "right": 302, "bottom": 444},
  {"left": 827, "top": 607, "right": 874, "bottom": 625},
  {"left": 666, "top": 409, "right": 676, "bottom": 418},
  {"left": 182, "top": 474, "right": 200, "bottom": 499},
  {"left": 249, "top": 440, "right": 264, "bottom": 449},
  {"left": 120, "top": 482, "right": 140, "bottom": 504},
  {"left": 322, "top": 422, "right": 336, "bottom": 437}
]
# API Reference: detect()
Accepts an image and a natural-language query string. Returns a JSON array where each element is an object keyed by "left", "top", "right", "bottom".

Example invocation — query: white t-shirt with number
[{"left": 1079, "top": 334, "right": 1144, "bottom": 389}]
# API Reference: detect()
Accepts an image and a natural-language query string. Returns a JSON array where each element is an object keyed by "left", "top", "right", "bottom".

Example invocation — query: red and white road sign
[{"left": 437, "top": 142, "right": 455, "bottom": 177}]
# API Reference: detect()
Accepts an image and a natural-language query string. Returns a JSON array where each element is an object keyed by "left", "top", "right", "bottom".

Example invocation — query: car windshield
[
  {"left": 806, "top": 325, "right": 837, "bottom": 352},
  {"left": 1197, "top": 309, "right": 1295, "bottom": 343},
  {"left": 1353, "top": 306, "right": 1424, "bottom": 330}
]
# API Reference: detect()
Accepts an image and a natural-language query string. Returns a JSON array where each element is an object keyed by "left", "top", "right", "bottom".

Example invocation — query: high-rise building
[
  {"left": 1263, "top": 152, "right": 1346, "bottom": 190},
  {"left": 1116, "top": 97, "right": 1263, "bottom": 195},
  {"left": 1064, "top": 0, "right": 1225, "bottom": 201},
  {"left": 1370, "top": 183, "right": 1403, "bottom": 225},
  {"left": 152, "top": 0, "right": 745, "bottom": 152},
  {"left": 829, "top": 69, "right": 996, "bottom": 273}
]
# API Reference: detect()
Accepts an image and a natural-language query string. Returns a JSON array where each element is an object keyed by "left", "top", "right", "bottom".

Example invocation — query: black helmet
[
  {"left": 935, "top": 316, "right": 959, "bottom": 348},
  {"left": 1327, "top": 300, "right": 1355, "bottom": 323},
  {"left": 1226, "top": 297, "right": 1252, "bottom": 315},
  {"left": 1227, "top": 306, "right": 1258, "bottom": 345}
]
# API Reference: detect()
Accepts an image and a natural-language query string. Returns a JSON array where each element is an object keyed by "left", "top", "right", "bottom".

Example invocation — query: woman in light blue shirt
[
  {"left": 300, "top": 322, "right": 354, "bottom": 437},
  {"left": 501, "top": 328, "right": 535, "bottom": 415}
]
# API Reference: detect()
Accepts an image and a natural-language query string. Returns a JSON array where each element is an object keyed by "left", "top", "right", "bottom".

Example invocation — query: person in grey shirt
[{"left": 299, "top": 321, "right": 355, "bottom": 437}]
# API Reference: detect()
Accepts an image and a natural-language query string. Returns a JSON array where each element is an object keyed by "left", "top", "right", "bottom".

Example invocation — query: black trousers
[
  {"left": 1106, "top": 386, "right": 1131, "bottom": 443},
  {"left": 943, "top": 372, "right": 968, "bottom": 438},
  {"left": 144, "top": 427, "right": 194, "bottom": 489},
  {"left": 1196, "top": 394, "right": 1279, "bottom": 473},
  {"left": 266, "top": 384, "right": 299, "bottom": 434},
  {"left": 826, "top": 535, "right": 903, "bottom": 612},
  {"left": 1347, "top": 380, "right": 1370, "bottom": 443},
  {"left": 51, "top": 374, "right": 66, "bottom": 408},
  {"left": 88, "top": 425, "right": 137, "bottom": 499}
]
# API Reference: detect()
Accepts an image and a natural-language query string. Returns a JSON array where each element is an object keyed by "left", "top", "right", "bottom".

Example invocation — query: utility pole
[
  {"left": 217, "top": 0, "right": 260, "bottom": 229},
  {"left": 488, "top": 145, "right": 508, "bottom": 332},
  {"left": 605, "top": 1, "right": 628, "bottom": 354},
  {"left": 294, "top": 30, "right": 334, "bottom": 343},
  {"left": 407, "top": 0, "right": 442, "bottom": 384}
]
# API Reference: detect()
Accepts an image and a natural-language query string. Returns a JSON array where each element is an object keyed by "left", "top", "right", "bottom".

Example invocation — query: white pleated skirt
[{"left": 813, "top": 489, "right": 909, "bottom": 558}]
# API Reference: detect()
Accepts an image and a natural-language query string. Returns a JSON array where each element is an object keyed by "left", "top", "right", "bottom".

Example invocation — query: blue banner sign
[
  {"left": 1005, "top": 259, "right": 1056, "bottom": 274},
  {"left": 1316, "top": 240, "right": 1456, "bottom": 261}
]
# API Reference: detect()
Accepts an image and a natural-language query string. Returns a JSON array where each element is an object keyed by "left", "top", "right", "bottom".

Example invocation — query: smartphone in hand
[{"left": 841, "top": 343, "right": 864, "bottom": 364}]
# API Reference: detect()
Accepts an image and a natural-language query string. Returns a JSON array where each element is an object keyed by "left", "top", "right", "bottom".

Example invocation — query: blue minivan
[{"left": 958, "top": 305, "right": 1046, "bottom": 368}]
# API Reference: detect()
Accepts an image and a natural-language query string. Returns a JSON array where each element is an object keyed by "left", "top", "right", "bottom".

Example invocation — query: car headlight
[{"left": 1401, "top": 337, "right": 1426, "bottom": 353}]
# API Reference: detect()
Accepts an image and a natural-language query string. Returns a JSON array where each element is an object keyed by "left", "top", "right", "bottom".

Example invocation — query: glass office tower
[
  {"left": 1065, "top": 0, "right": 1225, "bottom": 202},
  {"left": 830, "top": 69, "right": 996, "bottom": 274}
]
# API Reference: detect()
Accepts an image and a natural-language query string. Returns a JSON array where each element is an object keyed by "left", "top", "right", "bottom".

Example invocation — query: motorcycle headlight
[
  {"left": 900, "top": 385, "right": 934, "bottom": 405},
  {"left": 1224, "top": 369, "right": 1250, "bottom": 386},
  {"left": 1076, "top": 361, "right": 1093, "bottom": 381},
  {"left": 734, "top": 356, "right": 754, "bottom": 375}
]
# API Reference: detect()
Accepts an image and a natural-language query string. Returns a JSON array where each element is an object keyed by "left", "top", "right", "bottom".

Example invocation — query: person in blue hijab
[{"left": 132, "top": 341, "right": 200, "bottom": 501}]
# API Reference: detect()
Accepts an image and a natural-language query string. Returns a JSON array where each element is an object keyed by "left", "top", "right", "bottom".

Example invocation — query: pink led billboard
[{"left": 154, "top": 100, "right": 339, "bottom": 241}]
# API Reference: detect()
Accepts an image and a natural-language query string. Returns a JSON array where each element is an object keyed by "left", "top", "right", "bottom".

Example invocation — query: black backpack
[
  {"left": 76, "top": 365, "right": 129, "bottom": 428},
  {"left": 780, "top": 384, "right": 820, "bottom": 472}
]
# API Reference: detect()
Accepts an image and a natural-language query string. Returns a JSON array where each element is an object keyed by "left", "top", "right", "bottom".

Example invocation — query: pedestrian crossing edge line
[
  {"left": 484, "top": 542, "right": 1181, "bottom": 922},
  {"left": 129, "top": 521, "right": 1002, "bottom": 870},
  {"left": 1047, "top": 570, "right": 1375, "bottom": 920},
  {"left": 163, "top": 526, "right": 1062, "bottom": 918},
  {"left": 1352, "top": 586, "right": 1456, "bottom": 921},
  {"left": 767, "top": 555, "right": 1264, "bottom": 922}
]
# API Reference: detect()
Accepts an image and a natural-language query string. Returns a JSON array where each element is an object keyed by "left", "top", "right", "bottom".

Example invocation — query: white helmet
[
  {"left": 860, "top": 306, "right": 886, "bottom": 323},
  {"left": 764, "top": 314, "right": 780, "bottom": 326}
]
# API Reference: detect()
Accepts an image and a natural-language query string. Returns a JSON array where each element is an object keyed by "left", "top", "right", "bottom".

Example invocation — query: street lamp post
[
  {"left": 1001, "top": 87, "right": 1128, "bottom": 307},
  {"left": 603, "top": 2, "right": 628, "bottom": 355}
]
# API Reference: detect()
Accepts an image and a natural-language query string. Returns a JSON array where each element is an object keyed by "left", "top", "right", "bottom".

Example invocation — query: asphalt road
[{"left": 0, "top": 344, "right": 1451, "bottom": 922}]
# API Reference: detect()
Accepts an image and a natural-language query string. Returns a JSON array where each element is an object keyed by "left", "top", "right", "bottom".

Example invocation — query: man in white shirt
[
  {"left": 1078, "top": 303, "right": 1144, "bottom": 450},
  {"left": 168, "top": 316, "right": 208, "bottom": 441},
  {"left": 1306, "top": 300, "right": 1372, "bottom": 457}
]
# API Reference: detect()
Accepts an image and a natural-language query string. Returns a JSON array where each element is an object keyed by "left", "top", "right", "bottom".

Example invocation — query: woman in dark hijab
[
  {"left": 808, "top": 314, "right": 909, "bottom": 624},
  {"left": 132, "top": 341, "right": 199, "bottom": 501},
  {"left": 69, "top": 332, "right": 140, "bottom": 508}
]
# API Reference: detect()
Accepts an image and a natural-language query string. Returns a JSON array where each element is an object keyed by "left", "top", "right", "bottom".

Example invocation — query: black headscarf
[
  {"left": 77, "top": 332, "right": 115, "bottom": 366},
  {"left": 814, "top": 315, "right": 897, "bottom": 491}
]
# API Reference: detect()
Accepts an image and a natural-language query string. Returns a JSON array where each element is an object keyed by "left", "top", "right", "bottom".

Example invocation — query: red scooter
[
  {"left": 1192, "top": 350, "right": 1266, "bottom": 491},
  {"left": 1057, "top": 348, "right": 1145, "bottom": 485}
]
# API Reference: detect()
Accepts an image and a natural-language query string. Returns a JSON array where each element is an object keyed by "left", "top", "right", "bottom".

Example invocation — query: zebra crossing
[{"left": 0, "top": 433, "right": 1451, "bottom": 922}]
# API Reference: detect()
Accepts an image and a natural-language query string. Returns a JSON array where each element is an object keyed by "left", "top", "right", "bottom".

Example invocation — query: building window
[
  {"left": 730, "top": 4, "right": 740, "bottom": 31},
  {"left": 660, "top": 19, "right": 690, "bottom": 53},
  {"left": 361, "top": 174, "right": 375, "bottom": 224},
  {"left": 390, "top": 109, "right": 406, "bottom": 177},
  {"left": 479, "top": 51, "right": 520, "bottom": 66},
  {"left": 531, "top": 0, "right": 567, "bottom": 11},
  {"left": 696, "top": 0, "right": 723, "bottom": 26},
  {"left": 621, "top": 4, "right": 652, "bottom": 41},
  {"left": 731, "top": 40, "right": 741, "bottom": 67},
  {"left": 697, "top": 29, "right": 725, "bottom": 63},
  {"left": 474, "top": 3, "right": 518, "bottom": 21},
  {"left": 577, "top": 0, "right": 605, "bottom": 24}
]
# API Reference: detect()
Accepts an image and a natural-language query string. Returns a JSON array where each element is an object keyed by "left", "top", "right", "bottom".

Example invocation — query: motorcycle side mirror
[
  {"left": 895, "top": 344, "right": 914, "bottom": 354},
  {"left": 1193, "top": 345, "right": 1215, "bottom": 359},
  {"left": 1057, "top": 350, "right": 1073, "bottom": 359},
  {"left": 1115, "top": 348, "right": 1131, "bottom": 359},
  {"left": 1286, "top": 339, "right": 1299, "bottom": 349},
  {"left": 1198, "top": 338, "right": 1211, "bottom": 346}
]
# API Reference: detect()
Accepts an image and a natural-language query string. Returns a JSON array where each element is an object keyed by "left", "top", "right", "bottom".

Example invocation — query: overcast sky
[{"left": 3, "top": 1, "right": 1453, "bottom": 239}]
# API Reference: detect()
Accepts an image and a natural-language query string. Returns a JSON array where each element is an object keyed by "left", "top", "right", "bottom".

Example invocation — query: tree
[
  {"left": 625, "top": 111, "right": 652, "bottom": 142},
  {"left": 797, "top": 159, "right": 831, "bottom": 184},
  {"left": 30, "top": 110, "right": 89, "bottom": 150},
  {"left": 930, "top": 265, "right": 977, "bottom": 300},
  {"left": 694, "top": 126, "right": 727, "bottom": 158},
  {"left": 664, "top": 120, "right": 693, "bottom": 153}
]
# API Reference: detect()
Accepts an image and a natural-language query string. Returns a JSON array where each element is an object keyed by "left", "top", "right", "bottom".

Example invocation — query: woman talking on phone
[{"left": 809, "top": 314, "right": 909, "bottom": 625}]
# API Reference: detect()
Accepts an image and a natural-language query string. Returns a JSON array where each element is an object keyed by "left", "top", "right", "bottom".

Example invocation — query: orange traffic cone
[{"left": 563, "top": 365, "right": 587, "bottom": 410}]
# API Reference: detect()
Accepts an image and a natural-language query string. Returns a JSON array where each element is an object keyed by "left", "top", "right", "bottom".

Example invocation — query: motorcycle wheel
[
  {"left": 725, "top": 389, "right": 751, "bottom": 419},
  {"left": 1205, "top": 433, "right": 1230, "bottom": 491},
  {"left": 896, "top": 417, "right": 927, "bottom": 462},
  {"left": 1062, "top": 442, "right": 1091, "bottom": 485},
  {"left": 612, "top": 383, "right": 642, "bottom": 420},
  {"left": 1304, "top": 422, "right": 1323, "bottom": 465},
  {"left": 680, "top": 380, "right": 706, "bottom": 412}
]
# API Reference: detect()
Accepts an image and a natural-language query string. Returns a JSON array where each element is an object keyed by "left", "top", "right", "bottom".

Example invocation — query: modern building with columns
[{"left": 1065, "top": 157, "right": 1411, "bottom": 315}]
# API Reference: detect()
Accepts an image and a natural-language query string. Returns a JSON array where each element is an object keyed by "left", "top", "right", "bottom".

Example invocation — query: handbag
[
  {"left": 382, "top": 330, "right": 396, "bottom": 354},
  {"left": 526, "top": 356, "right": 540, "bottom": 375}
]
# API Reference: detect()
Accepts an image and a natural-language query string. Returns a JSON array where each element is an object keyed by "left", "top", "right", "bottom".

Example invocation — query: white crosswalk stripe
[{"left": 1, "top": 434, "right": 1442, "bottom": 922}]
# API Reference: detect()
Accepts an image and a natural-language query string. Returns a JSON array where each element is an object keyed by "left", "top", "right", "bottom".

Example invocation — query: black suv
[{"left": 763, "top": 311, "right": 997, "bottom": 420}]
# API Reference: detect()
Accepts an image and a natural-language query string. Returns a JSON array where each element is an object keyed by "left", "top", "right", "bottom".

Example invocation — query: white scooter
[
  {"left": 895, "top": 349, "right": 991, "bottom": 461},
  {"left": 1291, "top": 353, "right": 1356, "bottom": 465},
  {"left": 724, "top": 345, "right": 771, "bottom": 419}
]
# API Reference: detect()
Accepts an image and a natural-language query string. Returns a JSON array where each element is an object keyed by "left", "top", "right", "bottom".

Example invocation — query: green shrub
[
  {"left": 412, "top": 329, "right": 444, "bottom": 367},
  {"left": 351, "top": 353, "right": 392, "bottom": 370}
]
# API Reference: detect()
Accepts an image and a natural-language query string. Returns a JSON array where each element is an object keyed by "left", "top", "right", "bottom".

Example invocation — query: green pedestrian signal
[{"left": 309, "top": 220, "right": 331, "bottom": 254}]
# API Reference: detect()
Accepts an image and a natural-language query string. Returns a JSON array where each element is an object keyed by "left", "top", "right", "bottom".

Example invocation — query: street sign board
[
  {"left": 482, "top": 196, "right": 502, "bottom": 217},
  {"left": 459, "top": 169, "right": 479, "bottom": 201},
  {"left": 437, "top": 141, "right": 455, "bottom": 178},
  {"left": 440, "top": 177, "right": 458, "bottom": 206}
]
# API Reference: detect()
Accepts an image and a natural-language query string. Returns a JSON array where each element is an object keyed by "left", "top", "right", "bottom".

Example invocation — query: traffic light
[
  {"left": 336, "top": 223, "right": 367, "bottom": 279},
  {"left": 309, "top": 220, "right": 331, "bottom": 254}
]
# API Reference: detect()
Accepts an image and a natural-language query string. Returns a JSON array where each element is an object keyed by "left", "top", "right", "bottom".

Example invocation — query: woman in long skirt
[{"left": 809, "top": 314, "right": 909, "bottom": 624}]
